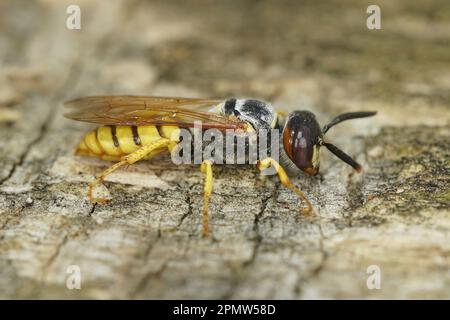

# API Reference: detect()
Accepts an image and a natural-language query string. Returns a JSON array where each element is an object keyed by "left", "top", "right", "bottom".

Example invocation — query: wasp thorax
[
  {"left": 282, "top": 111, "right": 322, "bottom": 176},
  {"left": 221, "top": 98, "right": 277, "bottom": 130}
]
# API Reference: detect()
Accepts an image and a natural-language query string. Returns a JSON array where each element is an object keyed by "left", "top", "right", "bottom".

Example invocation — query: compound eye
[{"left": 283, "top": 124, "right": 314, "bottom": 169}]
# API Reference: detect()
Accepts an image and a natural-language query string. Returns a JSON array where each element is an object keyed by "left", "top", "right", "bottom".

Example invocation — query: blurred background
[{"left": 0, "top": 0, "right": 449, "bottom": 299}]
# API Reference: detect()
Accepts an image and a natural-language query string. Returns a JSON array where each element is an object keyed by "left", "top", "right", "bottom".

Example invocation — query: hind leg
[{"left": 88, "top": 138, "right": 171, "bottom": 204}]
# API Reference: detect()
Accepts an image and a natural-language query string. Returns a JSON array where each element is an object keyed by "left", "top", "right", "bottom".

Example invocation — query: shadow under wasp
[{"left": 65, "top": 96, "right": 376, "bottom": 236}]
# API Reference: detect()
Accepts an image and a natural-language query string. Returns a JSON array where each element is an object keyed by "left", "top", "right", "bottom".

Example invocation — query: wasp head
[
  {"left": 282, "top": 110, "right": 377, "bottom": 175},
  {"left": 282, "top": 111, "right": 322, "bottom": 176}
]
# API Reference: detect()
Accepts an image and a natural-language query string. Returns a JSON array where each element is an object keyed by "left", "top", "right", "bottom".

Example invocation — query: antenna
[
  {"left": 322, "top": 111, "right": 377, "bottom": 134},
  {"left": 322, "top": 142, "right": 362, "bottom": 172}
]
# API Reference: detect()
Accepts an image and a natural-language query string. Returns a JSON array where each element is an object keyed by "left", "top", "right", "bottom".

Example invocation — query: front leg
[{"left": 257, "top": 157, "right": 314, "bottom": 215}]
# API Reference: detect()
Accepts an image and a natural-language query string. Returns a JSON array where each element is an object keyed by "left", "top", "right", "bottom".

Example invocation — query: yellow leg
[
  {"left": 88, "top": 138, "right": 170, "bottom": 204},
  {"left": 200, "top": 160, "right": 213, "bottom": 237},
  {"left": 257, "top": 157, "right": 314, "bottom": 215}
]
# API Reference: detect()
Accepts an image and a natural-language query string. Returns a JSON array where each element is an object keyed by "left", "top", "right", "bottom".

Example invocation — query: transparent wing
[{"left": 64, "top": 95, "right": 247, "bottom": 130}]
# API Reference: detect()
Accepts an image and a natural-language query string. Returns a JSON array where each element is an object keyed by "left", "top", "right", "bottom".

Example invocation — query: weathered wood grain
[{"left": 0, "top": 0, "right": 449, "bottom": 299}]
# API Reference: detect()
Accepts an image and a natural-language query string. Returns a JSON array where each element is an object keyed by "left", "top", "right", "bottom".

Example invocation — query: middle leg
[{"left": 200, "top": 159, "right": 214, "bottom": 237}]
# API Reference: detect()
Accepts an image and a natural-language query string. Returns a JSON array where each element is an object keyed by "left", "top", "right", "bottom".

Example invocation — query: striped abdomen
[{"left": 76, "top": 125, "right": 179, "bottom": 161}]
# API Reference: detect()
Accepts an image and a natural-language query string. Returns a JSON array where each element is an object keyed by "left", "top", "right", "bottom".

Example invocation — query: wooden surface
[{"left": 0, "top": 0, "right": 449, "bottom": 299}]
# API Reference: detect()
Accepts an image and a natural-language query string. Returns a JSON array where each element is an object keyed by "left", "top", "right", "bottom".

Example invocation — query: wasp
[{"left": 65, "top": 96, "right": 376, "bottom": 236}]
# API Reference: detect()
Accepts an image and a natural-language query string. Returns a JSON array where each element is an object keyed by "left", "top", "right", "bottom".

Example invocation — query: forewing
[{"left": 64, "top": 95, "right": 246, "bottom": 130}]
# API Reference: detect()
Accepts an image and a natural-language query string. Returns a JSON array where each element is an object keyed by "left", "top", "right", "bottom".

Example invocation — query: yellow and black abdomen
[{"left": 76, "top": 125, "right": 179, "bottom": 161}]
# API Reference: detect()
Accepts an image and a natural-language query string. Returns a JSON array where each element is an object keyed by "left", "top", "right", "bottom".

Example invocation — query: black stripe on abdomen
[
  {"left": 109, "top": 125, "right": 120, "bottom": 147},
  {"left": 131, "top": 126, "right": 141, "bottom": 145}
]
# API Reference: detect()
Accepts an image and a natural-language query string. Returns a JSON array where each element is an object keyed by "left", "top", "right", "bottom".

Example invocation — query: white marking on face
[{"left": 312, "top": 145, "right": 320, "bottom": 168}]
